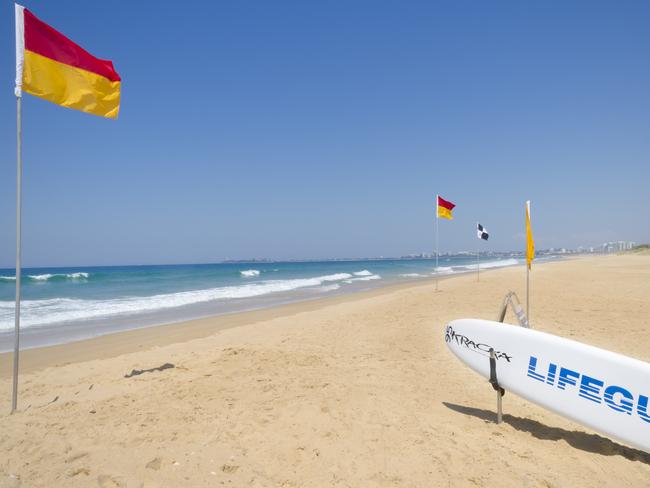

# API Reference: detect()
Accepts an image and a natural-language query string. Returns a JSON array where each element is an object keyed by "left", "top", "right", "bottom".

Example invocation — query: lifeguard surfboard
[{"left": 445, "top": 319, "right": 650, "bottom": 453}]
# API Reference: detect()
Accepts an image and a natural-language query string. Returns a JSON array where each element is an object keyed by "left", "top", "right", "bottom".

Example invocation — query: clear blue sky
[{"left": 1, "top": 1, "right": 648, "bottom": 267}]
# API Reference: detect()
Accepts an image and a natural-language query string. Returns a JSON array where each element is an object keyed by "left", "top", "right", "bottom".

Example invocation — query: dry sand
[{"left": 0, "top": 254, "right": 648, "bottom": 487}]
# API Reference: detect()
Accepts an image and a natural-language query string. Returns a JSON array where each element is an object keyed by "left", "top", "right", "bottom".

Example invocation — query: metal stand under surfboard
[
  {"left": 487, "top": 291, "right": 530, "bottom": 423},
  {"left": 489, "top": 348, "right": 505, "bottom": 424},
  {"left": 445, "top": 314, "right": 650, "bottom": 453},
  {"left": 497, "top": 291, "right": 530, "bottom": 329}
]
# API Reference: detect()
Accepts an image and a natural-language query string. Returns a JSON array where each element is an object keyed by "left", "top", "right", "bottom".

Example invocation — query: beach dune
[{"left": 0, "top": 254, "right": 649, "bottom": 487}]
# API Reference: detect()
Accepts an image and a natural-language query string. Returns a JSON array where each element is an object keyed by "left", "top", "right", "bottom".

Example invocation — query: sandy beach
[{"left": 0, "top": 254, "right": 648, "bottom": 487}]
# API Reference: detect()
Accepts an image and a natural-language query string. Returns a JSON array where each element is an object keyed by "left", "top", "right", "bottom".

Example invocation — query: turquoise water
[{"left": 0, "top": 256, "right": 525, "bottom": 350}]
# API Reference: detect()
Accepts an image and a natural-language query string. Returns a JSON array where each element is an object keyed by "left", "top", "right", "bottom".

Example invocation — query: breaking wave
[
  {"left": 353, "top": 270, "right": 373, "bottom": 276},
  {"left": 240, "top": 269, "right": 261, "bottom": 278},
  {"left": 433, "top": 258, "right": 520, "bottom": 275},
  {"left": 0, "top": 272, "right": 89, "bottom": 282},
  {"left": 344, "top": 274, "right": 382, "bottom": 283},
  {"left": 0, "top": 272, "right": 354, "bottom": 330}
]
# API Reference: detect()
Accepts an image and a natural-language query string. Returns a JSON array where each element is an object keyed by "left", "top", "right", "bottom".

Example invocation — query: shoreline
[
  {"left": 0, "top": 272, "right": 444, "bottom": 377},
  {"left": 0, "top": 258, "right": 546, "bottom": 374},
  {"left": 0, "top": 256, "right": 564, "bottom": 353},
  {"left": 0, "top": 270, "right": 432, "bottom": 354}
]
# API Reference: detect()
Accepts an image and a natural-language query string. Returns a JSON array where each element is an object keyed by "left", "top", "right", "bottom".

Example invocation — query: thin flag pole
[
  {"left": 435, "top": 195, "right": 439, "bottom": 291},
  {"left": 526, "top": 264, "right": 530, "bottom": 320},
  {"left": 476, "top": 222, "right": 480, "bottom": 282},
  {"left": 525, "top": 200, "right": 531, "bottom": 323},
  {"left": 12, "top": 95, "right": 23, "bottom": 414}
]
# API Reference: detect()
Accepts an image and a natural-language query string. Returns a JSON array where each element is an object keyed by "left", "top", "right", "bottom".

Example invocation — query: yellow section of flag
[
  {"left": 437, "top": 207, "right": 453, "bottom": 219},
  {"left": 437, "top": 195, "right": 455, "bottom": 220},
  {"left": 23, "top": 51, "right": 121, "bottom": 119},
  {"left": 526, "top": 200, "right": 535, "bottom": 269}
]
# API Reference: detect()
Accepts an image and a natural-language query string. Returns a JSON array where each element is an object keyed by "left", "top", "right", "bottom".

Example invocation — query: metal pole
[
  {"left": 435, "top": 195, "right": 439, "bottom": 292},
  {"left": 526, "top": 265, "right": 530, "bottom": 324},
  {"left": 496, "top": 384, "right": 503, "bottom": 424},
  {"left": 525, "top": 200, "right": 531, "bottom": 327},
  {"left": 476, "top": 222, "right": 479, "bottom": 282},
  {"left": 12, "top": 96, "right": 22, "bottom": 414},
  {"left": 489, "top": 348, "right": 503, "bottom": 424}
]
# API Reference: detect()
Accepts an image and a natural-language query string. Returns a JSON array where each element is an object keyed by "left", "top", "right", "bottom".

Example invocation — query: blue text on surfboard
[{"left": 527, "top": 356, "right": 650, "bottom": 424}]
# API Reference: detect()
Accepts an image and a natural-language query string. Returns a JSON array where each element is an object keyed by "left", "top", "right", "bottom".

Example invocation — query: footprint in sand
[
  {"left": 145, "top": 458, "right": 162, "bottom": 471},
  {"left": 67, "top": 467, "right": 90, "bottom": 478},
  {"left": 97, "top": 474, "right": 124, "bottom": 487}
]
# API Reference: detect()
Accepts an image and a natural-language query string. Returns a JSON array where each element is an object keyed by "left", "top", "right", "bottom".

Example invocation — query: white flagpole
[
  {"left": 12, "top": 95, "right": 23, "bottom": 414},
  {"left": 435, "top": 195, "right": 439, "bottom": 291},
  {"left": 526, "top": 264, "right": 530, "bottom": 319},
  {"left": 476, "top": 222, "right": 480, "bottom": 282},
  {"left": 526, "top": 200, "right": 531, "bottom": 322}
]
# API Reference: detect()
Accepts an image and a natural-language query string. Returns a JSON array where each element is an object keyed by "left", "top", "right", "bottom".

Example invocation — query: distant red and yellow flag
[
  {"left": 15, "top": 4, "right": 121, "bottom": 118},
  {"left": 437, "top": 195, "right": 455, "bottom": 220}
]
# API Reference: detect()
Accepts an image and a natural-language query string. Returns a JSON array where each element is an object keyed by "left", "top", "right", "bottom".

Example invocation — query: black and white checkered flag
[{"left": 477, "top": 223, "right": 489, "bottom": 241}]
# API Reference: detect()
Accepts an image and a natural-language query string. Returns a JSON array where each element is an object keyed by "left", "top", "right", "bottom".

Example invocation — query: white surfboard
[{"left": 445, "top": 319, "right": 650, "bottom": 453}]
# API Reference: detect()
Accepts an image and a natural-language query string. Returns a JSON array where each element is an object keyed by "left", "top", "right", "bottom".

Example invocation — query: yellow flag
[{"left": 526, "top": 200, "right": 535, "bottom": 269}]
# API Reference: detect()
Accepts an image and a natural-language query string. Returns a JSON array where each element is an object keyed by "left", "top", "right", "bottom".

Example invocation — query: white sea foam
[
  {"left": 29, "top": 274, "right": 53, "bottom": 281},
  {"left": 318, "top": 284, "right": 341, "bottom": 292},
  {"left": 432, "top": 266, "right": 455, "bottom": 275},
  {"left": 319, "top": 273, "right": 353, "bottom": 282},
  {"left": 240, "top": 269, "right": 260, "bottom": 277},
  {"left": 353, "top": 270, "right": 373, "bottom": 276},
  {"left": 400, "top": 273, "right": 424, "bottom": 277},
  {"left": 67, "top": 272, "right": 90, "bottom": 279},
  {"left": 478, "top": 258, "right": 519, "bottom": 269},
  {"left": 0, "top": 272, "right": 354, "bottom": 330},
  {"left": 0, "top": 272, "right": 90, "bottom": 282},
  {"left": 433, "top": 258, "right": 520, "bottom": 275},
  {"left": 344, "top": 274, "right": 381, "bottom": 283}
]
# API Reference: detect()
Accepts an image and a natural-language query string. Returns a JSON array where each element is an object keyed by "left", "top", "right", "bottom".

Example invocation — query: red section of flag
[
  {"left": 437, "top": 196, "right": 455, "bottom": 211},
  {"left": 23, "top": 9, "right": 120, "bottom": 82}
]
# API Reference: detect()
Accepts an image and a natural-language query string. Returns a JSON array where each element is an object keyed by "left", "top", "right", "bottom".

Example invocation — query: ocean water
[{"left": 0, "top": 256, "right": 529, "bottom": 350}]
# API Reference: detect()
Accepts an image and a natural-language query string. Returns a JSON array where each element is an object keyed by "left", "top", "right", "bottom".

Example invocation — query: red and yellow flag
[
  {"left": 437, "top": 195, "right": 455, "bottom": 220},
  {"left": 15, "top": 4, "right": 121, "bottom": 118}
]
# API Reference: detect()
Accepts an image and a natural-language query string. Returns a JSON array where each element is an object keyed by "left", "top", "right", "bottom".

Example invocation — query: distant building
[{"left": 601, "top": 241, "right": 636, "bottom": 253}]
